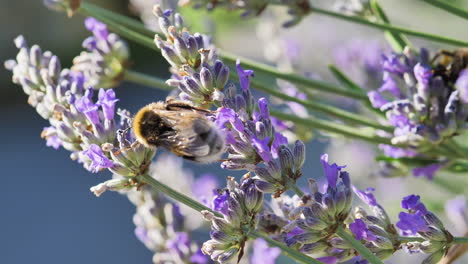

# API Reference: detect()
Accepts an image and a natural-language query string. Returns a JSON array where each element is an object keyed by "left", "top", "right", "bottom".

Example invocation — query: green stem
[
  {"left": 137, "top": 174, "right": 325, "bottom": 264},
  {"left": 422, "top": 0, "right": 468, "bottom": 21},
  {"left": 124, "top": 70, "right": 173, "bottom": 91},
  {"left": 270, "top": 110, "right": 395, "bottom": 145},
  {"left": 288, "top": 182, "right": 305, "bottom": 197},
  {"left": 222, "top": 51, "right": 368, "bottom": 100},
  {"left": 308, "top": 6, "right": 468, "bottom": 47},
  {"left": 248, "top": 75, "right": 392, "bottom": 132},
  {"left": 370, "top": 0, "right": 414, "bottom": 53},
  {"left": 327, "top": 65, "right": 384, "bottom": 116},
  {"left": 399, "top": 236, "right": 468, "bottom": 244},
  {"left": 455, "top": 237, "right": 468, "bottom": 244},
  {"left": 336, "top": 225, "right": 384, "bottom": 264}
]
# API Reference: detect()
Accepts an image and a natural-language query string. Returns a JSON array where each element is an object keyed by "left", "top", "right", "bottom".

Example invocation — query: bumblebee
[
  {"left": 132, "top": 99, "right": 225, "bottom": 163},
  {"left": 432, "top": 48, "right": 468, "bottom": 83}
]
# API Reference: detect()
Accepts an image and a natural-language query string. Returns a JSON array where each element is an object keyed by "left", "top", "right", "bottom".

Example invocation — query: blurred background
[{"left": 1, "top": 0, "right": 467, "bottom": 263}]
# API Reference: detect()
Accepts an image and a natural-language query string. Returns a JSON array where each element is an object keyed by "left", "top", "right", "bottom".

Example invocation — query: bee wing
[{"left": 158, "top": 110, "right": 211, "bottom": 157}]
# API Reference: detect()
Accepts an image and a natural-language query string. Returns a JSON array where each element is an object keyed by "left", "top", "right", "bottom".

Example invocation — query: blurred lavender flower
[
  {"left": 127, "top": 184, "right": 207, "bottom": 264},
  {"left": 152, "top": 6, "right": 228, "bottom": 105},
  {"left": 445, "top": 196, "right": 468, "bottom": 235},
  {"left": 72, "top": 17, "right": 129, "bottom": 89},
  {"left": 250, "top": 238, "right": 281, "bottom": 264},
  {"left": 201, "top": 175, "right": 263, "bottom": 263},
  {"left": 43, "top": 0, "right": 80, "bottom": 16},
  {"left": 333, "top": 39, "right": 386, "bottom": 88}
]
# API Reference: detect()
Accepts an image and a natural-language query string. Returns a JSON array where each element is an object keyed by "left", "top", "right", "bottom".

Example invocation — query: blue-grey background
[{"left": 1, "top": 0, "right": 467, "bottom": 263}]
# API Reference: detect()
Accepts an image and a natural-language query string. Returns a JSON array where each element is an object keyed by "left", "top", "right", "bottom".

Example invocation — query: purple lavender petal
[
  {"left": 378, "top": 73, "right": 401, "bottom": 98},
  {"left": 320, "top": 154, "right": 346, "bottom": 188},
  {"left": 84, "top": 17, "right": 108, "bottom": 40},
  {"left": 96, "top": 88, "right": 119, "bottom": 120},
  {"left": 212, "top": 190, "right": 229, "bottom": 215},
  {"left": 352, "top": 186, "right": 377, "bottom": 206},
  {"left": 82, "top": 144, "right": 113, "bottom": 173},
  {"left": 349, "top": 219, "right": 377, "bottom": 241},
  {"left": 75, "top": 95, "right": 100, "bottom": 125},
  {"left": 258, "top": 97, "right": 270, "bottom": 119},
  {"left": 252, "top": 136, "right": 272, "bottom": 162},
  {"left": 401, "top": 194, "right": 427, "bottom": 214},
  {"left": 236, "top": 59, "right": 254, "bottom": 91},
  {"left": 367, "top": 91, "right": 388, "bottom": 108},
  {"left": 414, "top": 63, "right": 432, "bottom": 86},
  {"left": 316, "top": 256, "right": 338, "bottom": 264},
  {"left": 134, "top": 226, "right": 149, "bottom": 244},
  {"left": 396, "top": 211, "right": 429, "bottom": 235},
  {"left": 412, "top": 163, "right": 443, "bottom": 180},
  {"left": 379, "top": 144, "right": 417, "bottom": 158},
  {"left": 271, "top": 132, "right": 288, "bottom": 159},
  {"left": 190, "top": 249, "right": 209, "bottom": 264},
  {"left": 192, "top": 174, "right": 218, "bottom": 206},
  {"left": 456, "top": 69, "right": 468, "bottom": 104}
]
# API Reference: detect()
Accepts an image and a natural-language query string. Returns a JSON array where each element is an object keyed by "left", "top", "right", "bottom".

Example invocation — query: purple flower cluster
[
  {"left": 369, "top": 48, "right": 468, "bottom": 153},
  {"left": 284, "top": 155, "right": 355, "bottom": 261},
  {"left": 397, "top": 195, "right": 453, "bottom": 264},
  {"left": 72, "top": 17, "right": 129, "bottom": 89},
  {"left": 5, "top": 32, "right": 153, "bottom": 176},
  {"left": 215, "top": 61, "right": 306, "bottom": 196},
  {"left": 152, "top": 6, "right": 228, "bottom": 105},
  {"left": 201, "top": 176, "right": 263, "bottom": 263},
  {"left": 349, "top": 186, "right": 398, "bottom": 260}
]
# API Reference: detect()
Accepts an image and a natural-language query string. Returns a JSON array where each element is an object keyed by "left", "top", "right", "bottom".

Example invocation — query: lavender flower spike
[
  {"left": 201, "top": 175, "right": 263, "bottom": 263},
  {"left": 72, "top": 18, "right": 129, "bottom": 89},
  {"left": 152, "top": 5, "right": 228, "bottom": 105}
]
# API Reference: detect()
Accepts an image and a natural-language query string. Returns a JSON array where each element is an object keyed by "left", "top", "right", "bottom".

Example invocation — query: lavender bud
[
  {"left": 329, "top": 237, "right": 353, "bottom": 249},
  {"left": 174, "top": 36, "right": 189, "bottom": 59},
  {"left": 161, "top": 46, "right": 183, "bottom": 66},
  {"left": 293, "top": 140, "right": 305, "bottom": 170},
  {"left": 279, "top": 145, "right": 294, "bottom": 175},
  {"left": 371, "top": 236, "right": 393, "bottom": 250},
  {"left": 300, "top": 242, "right": 329, "bottom": 254},
  {"left": 200, "top": 67, "right": 214, "bottom": 92},
  {"left": 424, "top": 211, "right": 445, "bottom": 230},
  {"left": 254, "top": 179, "right": 275, "bottom": 193},
  {"left": 292, "top": 232, "right": 324, "bottom": 244},
  {"left": 420, "top": 226, "right": 447, "bottom": 241},
  {"left": 215, "top": 65, "right": 229, "bottom": 89},
  {"left": 186, "top": 36, "right": 199, "bottom": 59}
]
